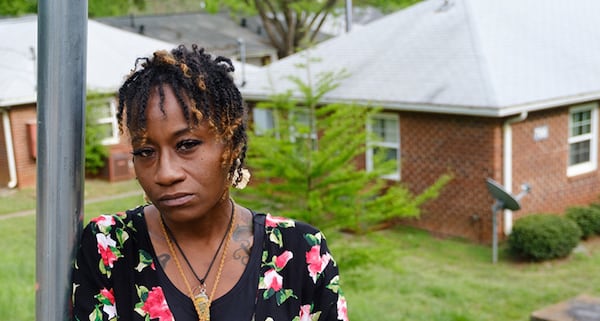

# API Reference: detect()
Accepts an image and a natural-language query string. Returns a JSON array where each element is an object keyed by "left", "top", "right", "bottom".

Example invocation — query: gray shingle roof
[
  {"left": 241, "top": 0, "right": 600, "bottom": 117},
  {"left": 0, "top": 15, "right": 257, "bottom": 107},
  {"left": 97, "top": 12, "right": 277, "bottom": 64}
]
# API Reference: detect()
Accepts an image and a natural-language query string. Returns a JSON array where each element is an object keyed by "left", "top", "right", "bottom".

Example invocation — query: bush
[
  {"left": 566, "top": 206, "right": 600, "bottom": 239},
  {"left": 508, "top": 214, "right": 582, "bottom": 261},
  {"left": 85, "top": 94, "right": 110, "bottom": 175}
]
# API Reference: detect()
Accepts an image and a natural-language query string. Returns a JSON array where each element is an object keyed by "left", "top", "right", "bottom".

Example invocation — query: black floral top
[{"left": 71, "top": 206, "right": 348, "bottom": 321}]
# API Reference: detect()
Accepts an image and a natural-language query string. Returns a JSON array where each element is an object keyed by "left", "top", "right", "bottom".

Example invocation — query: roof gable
[{"left": 241, "top": 0, "right": 600, "bottom": 116}]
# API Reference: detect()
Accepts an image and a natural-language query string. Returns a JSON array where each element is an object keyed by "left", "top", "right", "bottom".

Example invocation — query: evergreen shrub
[
  {"left": 508, "top": 214, "right": 582, "bottom": 261},
  {"left": 565, "top": 206, "right": 600, "bottom": 239}
]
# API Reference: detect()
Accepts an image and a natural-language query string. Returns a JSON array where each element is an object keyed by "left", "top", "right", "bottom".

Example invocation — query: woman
[{"left": 71, "top": 44, "right": 348, "bottom": 321}]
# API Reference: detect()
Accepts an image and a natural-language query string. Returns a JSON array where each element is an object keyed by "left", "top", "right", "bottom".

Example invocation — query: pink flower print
[
  {"left": 142, "top": 287, "right": 174, "bottom": 321},
  {"left": 96, "top": 233, "right": 118, "bottom": 268},
  {"left": 263, "top": 268, "right": 283, "bottom": 292},
  {"left": 337, "top": 295, "right": 348, "bottom": 321},
  {"left": 265, "top": 214, "right": 295, "bottom": 228},
  {"left": 99, "top": 288, "right": 115, "bottom": 303},
  {"left": 98, "top": 288, "right": 117, "bottom": 320},
  {"left": 91, "top": 215, "right": 116, "bottom": 232},
  {"left": 298, "top": 304, "right": 313, "bottom": 321},
  {"left": 274, "top": 251, "right": 293, "bottom": 269},
  {"left": 306, "top": 245, "right": 331, "bottom": 283}
]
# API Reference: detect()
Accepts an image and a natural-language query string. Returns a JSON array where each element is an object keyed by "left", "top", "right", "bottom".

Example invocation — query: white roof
[
  {"left": 0, "top": 15, "right": 257, "bottom": 107},
  {"left": 241, "top": 0, "right": 600, "bottom": 117}
]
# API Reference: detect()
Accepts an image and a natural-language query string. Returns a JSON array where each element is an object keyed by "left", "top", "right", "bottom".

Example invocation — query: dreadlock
[{"left": 117, "top": 44, "right": 248, "bottom": 183}]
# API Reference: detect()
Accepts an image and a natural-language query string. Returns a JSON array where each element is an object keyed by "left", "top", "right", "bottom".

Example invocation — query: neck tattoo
[{"left": 159, "top": 198, "right": 236, "bottom": 321}]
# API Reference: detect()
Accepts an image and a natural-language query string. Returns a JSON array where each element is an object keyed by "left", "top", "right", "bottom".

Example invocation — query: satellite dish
[{"left": 485, "top": 178, "right": 520, "bottom": 211}]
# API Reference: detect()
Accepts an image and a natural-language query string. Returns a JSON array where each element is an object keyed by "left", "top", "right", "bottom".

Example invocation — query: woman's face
[{"left": 131, "top": 85, "right": 231, "bottom": 221}]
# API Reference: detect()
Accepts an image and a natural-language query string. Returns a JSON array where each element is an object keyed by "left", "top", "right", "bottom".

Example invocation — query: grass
[
  {"left": 1, "top": 179, "right": 600, "bottom": 320},
  {"left": 0, "top": 179, "right": 142, "bottom": 216}
]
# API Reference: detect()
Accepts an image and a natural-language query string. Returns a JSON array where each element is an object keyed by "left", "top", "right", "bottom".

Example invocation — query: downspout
[
  {"left": 1, "top": 109, "right": 18, "bottom": 188},
  {"left": 502, "top": 111, "right": 528, "bottom": 234}
]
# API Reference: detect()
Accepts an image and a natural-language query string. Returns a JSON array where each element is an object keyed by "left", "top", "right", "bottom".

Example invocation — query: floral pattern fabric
[{"left": 71, "top": 206, "right": 348, "bottom": 321}]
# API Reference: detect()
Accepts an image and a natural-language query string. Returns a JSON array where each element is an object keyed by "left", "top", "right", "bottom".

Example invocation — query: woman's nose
[{"left": 154, "top": 152, "right": 185, "bottom": 186}]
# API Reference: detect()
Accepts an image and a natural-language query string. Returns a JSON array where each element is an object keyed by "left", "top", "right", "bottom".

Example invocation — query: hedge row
[
  {"left": 507, "top": 214, "right": 581, "bottom": 261},
  {"left": 566, "top": 206, "right": 600, "bottom": 239},
  {"left": 507, "top": 203, "right": 600, "bottom": 261}
]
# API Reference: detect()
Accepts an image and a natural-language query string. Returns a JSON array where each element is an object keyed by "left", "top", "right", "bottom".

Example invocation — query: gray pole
[
  {"left": 36, "top": 1, "right": 87, "bottom": 320},
  {"left": 491, "top": 201, "right": 502, "bottom": 264},
  {"left": 237, "top": 38, "right": 247, "bottom": 87},
  {"left": 345, "top": 0, "right": 353, "bottom": 33}
]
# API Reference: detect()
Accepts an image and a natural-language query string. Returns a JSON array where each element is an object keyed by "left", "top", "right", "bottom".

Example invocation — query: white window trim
[
  {"left": 97, "top": 99, "right": 120, "bottom": 145},
  {"left": 567, "top": 102, "right": 598, "bottom": 177},
  {"left": 366, "top": 113, "right": 400, "bottom": 181}
]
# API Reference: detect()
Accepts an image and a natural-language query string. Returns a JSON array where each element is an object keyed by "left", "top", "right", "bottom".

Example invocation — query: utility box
[{"left": 103, "top": 152, "right": 134, "bottom": 182}]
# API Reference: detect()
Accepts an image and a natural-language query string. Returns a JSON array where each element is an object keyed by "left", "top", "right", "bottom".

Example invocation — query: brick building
[
  {"left": 240, "top": 0, "right": 600, "bottom": 242},
  {"left": 0, "top": 16, "right": 178, "bottom": 188}
]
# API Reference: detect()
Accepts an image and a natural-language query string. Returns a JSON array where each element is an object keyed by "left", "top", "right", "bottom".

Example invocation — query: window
[
  {"left": 367, "top": 113, "right": 400, "bottom": 180},
  {"left": 289, "top": 108, "right": 317, "bottom": 147},
  {"left": 89, "top": 98, "right": 119, "bottom": 145},
  {"left": 252, "top": 107, "right": 275, "bottom": 136},
  {"left": 252, "top": 107, "right": 316, "bottom": 146},
  {"left": 567, "top": 103, "right": 598, "bottom": 176}
]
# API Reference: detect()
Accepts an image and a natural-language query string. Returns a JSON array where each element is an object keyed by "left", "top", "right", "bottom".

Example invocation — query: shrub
[
  {"left": 85, "top": 94, "right": 110, "bottom": 175},
  {"left": 508, "top": 214, "right": 582, "bottom": 261},
  {"left": 566, "top": 206, "right": 600, "bottom": 239}
]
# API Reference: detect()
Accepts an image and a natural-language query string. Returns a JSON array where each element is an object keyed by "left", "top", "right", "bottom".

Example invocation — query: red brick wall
[
  {"left": 511, "top": 105, "right": 600, "bottom": 219},
  {"left": 8, "top": 105, "right": 37, "bottom": 188},
  {"left": 395, "top": 106, "right": 600, "bottom": 243},
  {"left": 398, "top": 111, "right": 503, "bottom": 243},
  {"left": 0, "top": 104, "right": 135, "bottom": 189}
]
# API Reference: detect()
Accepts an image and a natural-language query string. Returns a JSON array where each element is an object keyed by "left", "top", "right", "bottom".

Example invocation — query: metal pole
[
  {"left": 237, "top": 38, "right": 247, "bottom": 87},
  {"left": 491, "top": 201, "right": 502, "bottom": 264},
  {"left": 36, "top": 1, "right": 87, "bottom": 320},
  {"left": 345, "top": 0, "right": 353, "bottom": 33}
]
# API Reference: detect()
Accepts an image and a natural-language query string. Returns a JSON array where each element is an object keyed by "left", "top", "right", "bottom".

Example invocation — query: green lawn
[{"left": 1, "top": 179, "right": 599, "bottom": 321}]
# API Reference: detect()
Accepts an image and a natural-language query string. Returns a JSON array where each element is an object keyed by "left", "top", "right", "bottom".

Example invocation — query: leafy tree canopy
[{"left": 209, "top": 0, "right": 419, "bottom": 58}]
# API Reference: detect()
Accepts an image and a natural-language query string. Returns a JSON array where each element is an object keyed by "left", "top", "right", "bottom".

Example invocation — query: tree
[
  {"left": 238, "top": 58, "right": 450, "bottom": 233},
  {"left": 0, "top": 0, "right": 146, "bottom": 17},
  {"left": 211, "top": 0, "right": 421, "bottom": 58},
  {"left": 85, "top": 93, "right": 111, "bottom": 175},
  {"left": 0, "top": 0, "right": 36, "bottom": 16},
  {"left": 88, "top": 0, "right": 146, "bottom": 17}
]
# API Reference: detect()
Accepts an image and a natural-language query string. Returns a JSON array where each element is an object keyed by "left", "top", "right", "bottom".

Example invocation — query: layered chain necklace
[{"left": 159, "top": 199, "right": 236, "bottom": 321}]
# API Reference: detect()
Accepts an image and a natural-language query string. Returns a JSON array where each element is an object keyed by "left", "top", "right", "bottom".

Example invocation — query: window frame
[
  {"left": 91, "top": 98, "right": 120, "bottom": 146},
  {"left": 252, "top": 107, "right": 276, "bottom": 136},
  {"left": 567, "top": 102, "right": 598, "bottom": 177},
  {"left": 366, "top": 112, "right": 401, "bottom": 180}
]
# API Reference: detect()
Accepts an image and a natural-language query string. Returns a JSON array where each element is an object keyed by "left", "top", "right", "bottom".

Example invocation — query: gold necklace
[{"left": 158, "top": 200, "right": 236, "bottom": 321}]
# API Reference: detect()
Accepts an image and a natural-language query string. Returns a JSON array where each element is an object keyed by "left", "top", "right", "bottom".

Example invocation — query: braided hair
[{"left": 117, "top": 44, "right": 248, "bottom": 184}]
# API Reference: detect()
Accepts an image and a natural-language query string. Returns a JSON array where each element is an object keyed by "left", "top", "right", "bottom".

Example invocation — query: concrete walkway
[
  {"left": 0, "top": 190, "right": 143, "bottom": 221},
  {"left": 531, "top": 294, "right": 600, "bottom": 321}
]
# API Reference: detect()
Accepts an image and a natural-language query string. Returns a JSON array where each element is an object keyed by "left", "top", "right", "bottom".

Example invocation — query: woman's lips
[{"left": 158, "top": 194, "right": 194, "bottom": 207}]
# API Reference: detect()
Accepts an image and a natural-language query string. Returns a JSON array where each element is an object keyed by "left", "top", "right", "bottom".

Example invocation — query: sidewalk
[{"left": 0, "top": 190, "right": 142, "bottom": 221}]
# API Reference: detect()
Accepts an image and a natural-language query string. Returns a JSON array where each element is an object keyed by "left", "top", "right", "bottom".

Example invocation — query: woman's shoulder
[
  {"left": 83, "top": 205, "right": 147, "bottom": 236},
  {"left": 263, "top": 213, "right": 320, "bottom": 231},
  {"left": 258, "top": 212, "right": 327, "bottom": 250}
]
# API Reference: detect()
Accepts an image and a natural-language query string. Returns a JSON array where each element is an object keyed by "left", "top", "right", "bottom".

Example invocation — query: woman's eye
[
  {"left": 132, "top": 148, "right": 154, "bottom": 158},
  {"left": 177, "top": 139, "right": 201, "bottom": 152}
]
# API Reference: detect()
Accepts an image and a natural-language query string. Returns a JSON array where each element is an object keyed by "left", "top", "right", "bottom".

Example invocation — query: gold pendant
[{"left": 194, "top": 287, "right": 211, "bottom": 321}]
